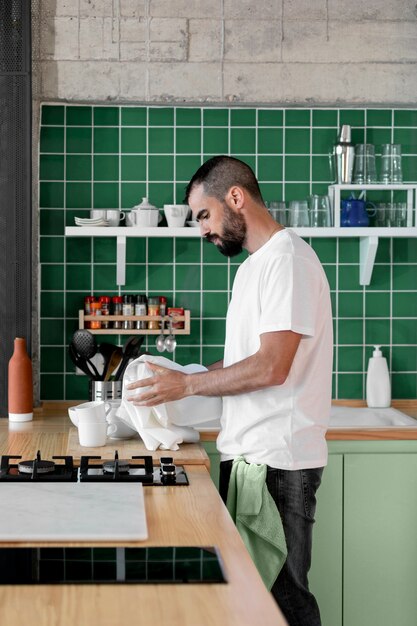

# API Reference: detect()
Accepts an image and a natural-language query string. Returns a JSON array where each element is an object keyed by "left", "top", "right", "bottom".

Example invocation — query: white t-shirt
[{"left": 217, "top": 228, "right": 333, "bottom": 470}]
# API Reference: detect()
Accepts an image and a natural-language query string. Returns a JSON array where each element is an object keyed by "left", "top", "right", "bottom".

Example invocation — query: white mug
[
  {"left": 90, "top": 210, "right": 125, "bottom": 226},
  {"left": 78, "top": 421, "right": 117, "bottom": 447},
  {"left": 106, "top": 210, "right": 125, "bottom": 226},
  {"left": 90, "top": 209, "right": 107, "bottom": 220},
  {"left": 69, "top": 401, "right": 111, "bottom": 427},
  {"left": 106, "top": 401, "right": 137, "bottom": 440},
  {"left": 164, "top": 204, "right": 190, "bottom": 228}
]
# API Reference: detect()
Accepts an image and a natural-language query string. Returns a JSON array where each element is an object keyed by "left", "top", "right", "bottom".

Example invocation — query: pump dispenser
[{"left": 366, "top": 345, "right": 391, "bottom": 408}]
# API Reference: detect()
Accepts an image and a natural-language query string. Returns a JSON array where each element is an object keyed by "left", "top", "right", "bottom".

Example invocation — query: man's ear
[{"left": 225, "top": 185, "right": 245, "bottom": 212}]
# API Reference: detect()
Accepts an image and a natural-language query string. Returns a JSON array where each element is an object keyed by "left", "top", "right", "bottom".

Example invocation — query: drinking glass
[
  {"left": 352, "top": 144, "right": 377, "bottom": 184},
  {"left": 288, "top": 201, "right": 309, "bottom": 227},
  {"left": 308, "top": 195, "right": 333, "bottom": 227},
  {"left": 268, "top": 201, "right": 287, "bottom": 225},
  {"left": 380, "top": 144, "right": 403, "bottom": 184},
  {"left": 394, "top": 202, "right": 407, "bottom": 227},
  {"left": 375, "top": 203, "right": 386, "bottom": 227}
]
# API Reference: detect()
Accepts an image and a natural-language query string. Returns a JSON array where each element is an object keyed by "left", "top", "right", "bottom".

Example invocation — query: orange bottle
[{"left": 8, "top": 337, "right": 33, "bottom": 422}]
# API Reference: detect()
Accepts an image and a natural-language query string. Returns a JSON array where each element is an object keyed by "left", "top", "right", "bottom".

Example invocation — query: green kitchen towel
[{"left": 226, "top": 456, "right": 287, "bottom": 590}]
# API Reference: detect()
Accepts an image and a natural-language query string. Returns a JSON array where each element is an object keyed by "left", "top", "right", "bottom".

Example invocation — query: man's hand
[{"left": 126, "top": 362, "right": 190, "bottom": 406}]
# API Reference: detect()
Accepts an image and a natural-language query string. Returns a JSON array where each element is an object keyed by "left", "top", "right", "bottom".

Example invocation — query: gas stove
[{"left": 0, "top": 450, "right": 189, "bottom": 486}]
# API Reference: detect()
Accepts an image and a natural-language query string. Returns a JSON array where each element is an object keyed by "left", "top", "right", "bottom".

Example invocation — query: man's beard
[{"left": 205, "top": 204, "right": 246, "bottom": 257}]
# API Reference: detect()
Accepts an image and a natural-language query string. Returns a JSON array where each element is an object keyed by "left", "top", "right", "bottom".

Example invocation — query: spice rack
[{"left": 78, "top": 310, "right": 191, "bottom": 335}]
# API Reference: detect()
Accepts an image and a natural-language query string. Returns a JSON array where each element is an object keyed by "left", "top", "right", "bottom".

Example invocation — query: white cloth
[
  {"left": 217, "top": 229, "right": 333, "bottom": 470},
  {"left": 117, "top": 355, "right": 222, "bottom": 450}
]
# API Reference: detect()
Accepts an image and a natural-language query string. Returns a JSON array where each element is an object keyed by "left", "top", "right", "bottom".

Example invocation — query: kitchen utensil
[
  {"left": 103, "top": 349, "right": 123, "bottom": 381},
  {"left": 99, "top": 341, "right": 119, "bottom": 371},
  {"left": 164, "top": 316, "right": 177, "bottom": 353},
  {"left": 155, "top": 331, "right": 166, "bottom": 353},
  {"left": 68, "top": 344, "right": 98, "bottom": 380},
  {"left": 114, "top": 336, "right": 145, "bottom": 381},
  {"left": 71, "top": 330, "right": 101, "bottom": 379}
]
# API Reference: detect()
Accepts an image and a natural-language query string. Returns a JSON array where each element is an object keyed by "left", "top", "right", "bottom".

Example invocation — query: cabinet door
[
  {"left": 344, "top": 454, "right": 417, "bottom": 626},
  {"left": 309, "top": 454, "right": 343, "bottom": 626}
]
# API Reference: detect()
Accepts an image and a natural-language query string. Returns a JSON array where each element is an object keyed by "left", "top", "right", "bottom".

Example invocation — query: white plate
[{"left": 186, "top": 221, "right": 199, "bottom": 227}]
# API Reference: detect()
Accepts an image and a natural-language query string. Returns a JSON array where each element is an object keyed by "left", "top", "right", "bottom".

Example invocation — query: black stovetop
[{"left": 0, "top": 450, "right": 189, "bottom": 485}]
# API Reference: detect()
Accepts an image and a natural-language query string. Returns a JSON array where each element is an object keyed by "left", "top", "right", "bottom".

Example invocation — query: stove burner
[
  {"left": 103, "top": 459, "right": 130, "bottom": 474},
  {"left": 18, "top": 459, "right": 55, "bottom": 474},
  {"left": 0, "top": 451, "right": 77, "bottom": 482},
  {"left": 79, "top": 451, "right": 189, "bottom": 486}
]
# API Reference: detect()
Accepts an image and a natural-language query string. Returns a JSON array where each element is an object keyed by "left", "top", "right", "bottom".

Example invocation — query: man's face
[{"left": 188, "top": 184, "right": 247, "bottom": 257}]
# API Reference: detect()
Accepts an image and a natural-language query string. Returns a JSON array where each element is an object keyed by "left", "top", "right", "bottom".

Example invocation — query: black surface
[
  {"left": 0, "top": 547, "right": 227, "bottom": 584},
  {"left": 0, "top": 0, "right": 32, "bottom": 417}
]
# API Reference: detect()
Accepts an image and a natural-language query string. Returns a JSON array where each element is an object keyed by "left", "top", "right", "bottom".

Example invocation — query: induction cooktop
[{"left": 0, "top": 547, "right": 227, "bottom": 585}]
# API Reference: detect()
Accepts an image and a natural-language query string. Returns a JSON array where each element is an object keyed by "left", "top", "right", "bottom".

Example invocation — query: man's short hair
[{"left": 185, "top": 155, "right": 263, "bottom": 204}]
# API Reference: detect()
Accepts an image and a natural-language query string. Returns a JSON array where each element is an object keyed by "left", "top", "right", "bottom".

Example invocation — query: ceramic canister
[{"left": 8, "top": 337, "right": 33, "bottom": 422}]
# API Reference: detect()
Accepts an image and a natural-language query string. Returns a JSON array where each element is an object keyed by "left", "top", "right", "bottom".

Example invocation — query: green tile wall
[{"left": 39, "top": 105, "right": 417, "bottom": 400}]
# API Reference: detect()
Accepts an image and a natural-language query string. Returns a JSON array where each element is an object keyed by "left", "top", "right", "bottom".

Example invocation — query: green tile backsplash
[{"left": 39, "top": 105, "right": 417, "bottom": 400}]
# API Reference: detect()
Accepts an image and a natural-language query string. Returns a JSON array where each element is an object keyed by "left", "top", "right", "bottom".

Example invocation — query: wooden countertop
[{"left": 0, "top": 413, "right": 286, "bottom": 626}]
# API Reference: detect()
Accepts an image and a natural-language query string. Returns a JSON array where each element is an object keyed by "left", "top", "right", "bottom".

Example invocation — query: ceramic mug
[
  {"left": 78, "top": 420, "right": 117, "bottom": 447},
  {"left": 90, "top": 210, "right": 125, "bottom": 226},
  {"left": 163, "top": 204, "right": 190, "bottom": 228},
  {"left": 105, "top": 401, "right": 137, "bottom": 440},
  {"left": 106, "top": 210, "right": 125, "bottom": 226},
  {"left": 68, "top": 400, "right": 111, "bottom": 427}
]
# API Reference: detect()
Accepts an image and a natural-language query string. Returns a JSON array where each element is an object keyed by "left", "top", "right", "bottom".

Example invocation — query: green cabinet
[
  {"left": 310, "top": 454, "right": 343, "bottom": 626},
  {"left": 310, "top": 441, "right": 417, "bottom": 626},
  {"left": 201, "top": 440, "right": 220, "bottom": 489},
  {"left": 202, "top": 438, "right": 417, "bottom": 626}
]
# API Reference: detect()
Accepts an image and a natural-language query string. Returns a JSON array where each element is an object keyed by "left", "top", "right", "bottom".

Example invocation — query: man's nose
[{"left": 200, "top": 221, "right": 210, "bottom": 236}]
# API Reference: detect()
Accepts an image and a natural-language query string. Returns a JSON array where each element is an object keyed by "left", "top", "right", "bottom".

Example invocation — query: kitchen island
[{"left": 0, "top": 411, "right": 287, "bottom": 626}]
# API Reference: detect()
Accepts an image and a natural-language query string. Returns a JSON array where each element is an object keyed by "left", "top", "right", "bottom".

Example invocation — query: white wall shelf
[{"left": 65, "top": 189, "right": 417, "bottom": 287}]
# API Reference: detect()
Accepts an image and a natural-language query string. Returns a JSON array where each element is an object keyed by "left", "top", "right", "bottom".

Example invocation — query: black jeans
[{"left": 220, "top": 460, "right": 323, "bottom": 626}]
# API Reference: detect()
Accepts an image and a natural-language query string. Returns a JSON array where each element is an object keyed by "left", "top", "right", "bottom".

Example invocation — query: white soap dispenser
[{"left": 366, "top": 345, "right": 391, "bottom": 408}]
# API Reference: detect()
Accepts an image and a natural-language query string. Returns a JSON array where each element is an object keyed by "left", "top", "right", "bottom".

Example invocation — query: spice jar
[
  {"left": 167, "top": 307, "right": 185, "bottom": 329},
  {"left": 135, "top": 294, "right": 148, "bottom": 330},
  {"left": 122, "top": 295, "right": 134, "bottom": 330},
  {"left": 90, "top": 301, "right": 102, "bottom": 329},
  {"left": 99, "top": 296, "right": 111, "bottom": 329},
  {"left": 112, "top": 296, "right": 123, "bottom": 329},
  {"left": 148, "top": 297, "right": 160, "bottom": 330},
  {"left": 159, "top": 296, "right": 167, "bottom": 329},
  {"left": 84, "top": 296, "right": 95, "bottom": 329}
]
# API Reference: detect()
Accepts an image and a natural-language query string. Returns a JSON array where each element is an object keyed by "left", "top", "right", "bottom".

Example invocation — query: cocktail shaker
[{"left": 332, "top": 125, "right": 355, "bottom": 184}]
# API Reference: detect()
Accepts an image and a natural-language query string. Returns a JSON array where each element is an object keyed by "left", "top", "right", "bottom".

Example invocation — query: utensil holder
[{"left": 89, "top": 380, "right": 122, "bottom": 401}]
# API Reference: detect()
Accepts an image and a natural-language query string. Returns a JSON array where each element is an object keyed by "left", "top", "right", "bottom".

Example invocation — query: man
[{"left": 127, "top": 155, "right": 333, "bottom": 626}]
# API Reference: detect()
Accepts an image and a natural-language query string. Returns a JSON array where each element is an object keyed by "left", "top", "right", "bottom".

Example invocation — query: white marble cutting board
[{"left": 0, "top": 483, "right": 148, "bottom": 541}]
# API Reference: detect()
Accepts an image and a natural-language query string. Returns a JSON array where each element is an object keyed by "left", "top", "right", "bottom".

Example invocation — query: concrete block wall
[{"left": 33, "top": 0, "right": 417, "bottom": 105}]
